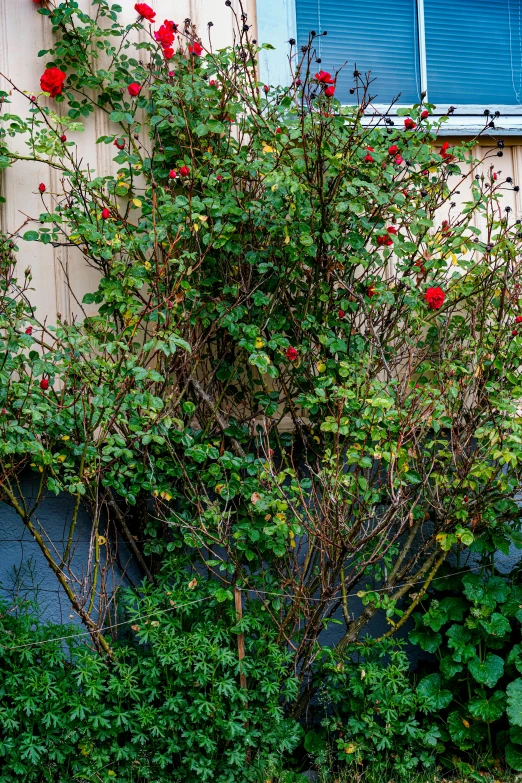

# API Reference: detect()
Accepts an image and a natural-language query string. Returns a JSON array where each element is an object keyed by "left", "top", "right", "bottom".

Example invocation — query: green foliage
[
  {"left": 409, "top": 567, "right": 522, "bottom": 769},
  {"left": 307, "top": 640, "right": 443, "bottom": 777},
  {"left": 1, "top": 0, "right": 522, "bottom": 776},
  {"left": 0, "top": 566, "right": 300, "bottom": 782}
]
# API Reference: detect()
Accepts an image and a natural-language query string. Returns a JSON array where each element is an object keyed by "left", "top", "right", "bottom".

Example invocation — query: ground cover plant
[{"left": 1, "top": 0, "right": 522, "bottom": 778}]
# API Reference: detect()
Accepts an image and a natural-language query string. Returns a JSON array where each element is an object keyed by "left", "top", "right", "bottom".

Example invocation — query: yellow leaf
[
  {"left": 199, "top": 215, "right": 208, "bottom": 222},
  {"left": 188, "top": 578, "right": 198, "bottom": 590},
  {"left": 255, "top": 338, "right": 265, "bottom": 349},
  {"left": 98, "top": 536, "right": 107, "bottom": 546},
  {"left": 344, "top": 743, "right": 357, "bottom": 754},
  {"left": 451, "top": 253, "right": 458, "bottom": 266},
  {"left": 317, "top": 362, "right": 326, "bottom": 372},
  {"left": 215, "top": 484, "right": 225, "bottom": 494},
  {"left": 144, "top": 261, "right": 151, "bottom": 270},
  {"left": 132, "top": 198, "right": 142, "bottom": 207},
  {"left": 57, "top": 454, "right": 66, "bottom": 462},
  {"left": 251, "top": 492, "right": 261, "bottom": 505},
  {"left": 290, "top": 540, "right": 296, "bottom": 548},
  {"left": 285, "top": 235, "right": 290, "bottom": 244},
  {"left": 263, "top": 144, "right": 274, "bottom": 154},
  {"left": 462, "top": 718, "right": 470, "bottom": 728},
  {"left": 193, "top": 223, "right": 199, "bottom": 232}
]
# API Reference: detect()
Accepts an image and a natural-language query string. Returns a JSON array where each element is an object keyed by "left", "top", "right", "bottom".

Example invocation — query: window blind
[
  {"left": 295, "top": 0, "right": 421, "bottom": 105},
  {"left": 424, "top": 0, "right": 522, "bottom": 107}
]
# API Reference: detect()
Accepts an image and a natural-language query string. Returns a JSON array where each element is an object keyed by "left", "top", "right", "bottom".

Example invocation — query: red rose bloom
[
  {"left": 179, "top": 165, "right": 190, "bottom": 176},
  {"left": 40, "top": 66, "right": 66, "bottom": 98},
  {"left": 338, "top": 309, "right": 345, "bottom": 318},
  {"left": 440, "top": 141, "right": 454, "bottom": 161},
  {"left": 388, "top": 144, "right": 399, "bottom": 155},
  {"left": 101, "top": 208, "right": 110, "bottom": 220},
  {"left": 134, "top": 3, "right": 156, "bottom": 22},
  {"left": 188, "top": 42, "right": 203, "bottom": 56},
  {"left": 425, "top": 286, "right": 445, "bottom": 310},
  {"left": 324, "top": 85, "right": 335, "bottom": 97},
  {"left": 404, "top": 117, "right": 416, "bottom": 130},
  {"left": 420, "top": 109, "right": 429, "bottom": 119},
  {"left": 168, "top": 169, "right": 178, "bottom": 179},
  {"left": 315, "top": 70, "right": 334, "bottom": 84},
  {"left": 377, "top": 226, "right": 397, "bottom": 247},
  {"left": 25, "top": 327, "right": 33, "bottom": 335},
  {"left": 155, "top": 22, "right": 175, "bottom": 48},
  {"left": 516, "top": 316, "right": 522, "bottom": 323},
  {"left": 127, "top": 82, "right": 141, "bottom": 97},
  {"left": 364, "top": 153, "right": 374, "bottom": 162},
  {"left": 263, "top": 84, "right": 269, "bottom": 93},
  {"left": 216, "top": 174, "right": 223, "bottom": 181},
  {"left": 40, "top": 378, "right": 49, "bottom": 391},
  {"left": 286, "top": 347, "right": 298, "bottom": 361},
  {"left": 163, "top": 47, "right": 174, "bottom": 60},
  {"left": 38, "top": 183, "right": 46, "bottom": 193},
  {"left": 114, "top": 138, "right": 125, "bottom": 150},
  {"left": 513, "top": 330, "right": 519, "bottom": 336},
  {"left": 395, "top": 155, "right": 403, "bottom": 165}
]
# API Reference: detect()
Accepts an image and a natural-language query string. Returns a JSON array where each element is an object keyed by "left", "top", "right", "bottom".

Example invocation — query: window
[{"left": 258, "top": 0, "right": 522, "bottom": 132}]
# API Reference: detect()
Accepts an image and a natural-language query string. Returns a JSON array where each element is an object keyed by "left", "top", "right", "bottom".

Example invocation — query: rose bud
[
  {"left": 40, "top": 378, "right": 49, "bottom": 390},
  {"left": 38, "top": 183, "right": 46, "bottom": 193}
]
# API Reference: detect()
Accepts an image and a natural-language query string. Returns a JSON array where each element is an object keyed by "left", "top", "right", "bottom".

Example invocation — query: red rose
[
  {"left": 367, "top": 284, "right": 377, "bottom": 297},
  {"left": 25, "top": 327, "right": 33, "bottom": 335},
  {"left": 364, "top": 154, "right": 373, "bottom": 162},
  {"left": 440, "top": 141, "right": 454, "bottom": 161},
  {"left": 513, "top": 329, "right": 519, "bottom": 337},
  {"left": 376, "top": 226, "right": 396, "bottom": 247},
  {"left": 421, "top": 109, "right": 429, "bottom": 119},
  {"left": 38, "top": 183, "right": 46, "bottom": 193},
  {"left": 40, "top": 66, "right": 66, "bottom": 98},
  {"left": 216, "top": 174, "right": 223, "bottom": 181},
  {"left": 101, "top": 208, "right": 110, "bottom": 220},
  {"left": 366, "top": 146, "right": 374, "bottom": 151},
  {"left": 60, "top": 134, "right": 67, "bottom": 142},
  {"left": 168, "top": 169, "right": 178, "bottom": 179},
  {"left": 286, "top": 347, "right": 298, "bottom": 361},
  {"left": 516, "top": 316, "right": 522, "bottom": 323},
  {"left": 315, "top": 70, "right": 334, "bottom": 84},
  {"left": 263, "top": 84, "right": 269, "bottom": 93},
  {"left": 163, "top": 47, "right": 174, "bottom": 60},
  {"left": 188, "top": 42, "right": 203, "bottom": 56},
  {"left": 425, "top": 286, "right": 445, "bottom": 310},
  {"left": 134, "top": 3, "right": 156, "bottom": 21},
  {"left": 388, "top": 144, "right": 399, "bottom": 155},
  {"left": 155, "top": 22, "right": 175, "bottom": 48},
  {"left": 114, "top": 138, "right": 125, "bottom": 150},
  {"left": 338, "top": 309, "right": 345, "bottom": 318},
  {"left": 324, "top": 85, "right": 335, "bottom": 97},
  {"left": 179, "top": 165, "right": 190, "bottom": 176},
  {"left": 40, "top": 378, "right": 49, "bottom": 390},
  {"left": 209, "top": 80, "right": 217, "bottom": 87},
  {"left": 403, "top": 117, "right": 416, "bottom": 130},
  {"left": 395, "top": 155, "right": 403, "bottom": 165},
  {"left": 127, "top": 82, "right": 141, "bottom": 97}
]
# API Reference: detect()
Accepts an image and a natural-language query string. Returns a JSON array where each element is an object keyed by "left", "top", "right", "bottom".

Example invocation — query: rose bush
[{"left": 1, "top": 0, "right": 522, "bottom": 775}]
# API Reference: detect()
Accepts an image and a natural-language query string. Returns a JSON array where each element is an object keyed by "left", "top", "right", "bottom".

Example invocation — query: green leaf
[
  {"left": 468, "top": 690, "right": 505, "bottom": 722},
  {"left": 506, "top": 742, "right": 522, "bottom": 771},
  {"left": 507, "top": 679, "right": 522, "bottom": 727},
  {"left": 23, "top": 231, "right": 39, "bottom": 242},
  {"left": 468, "top": 653, "right": 504, "bottom": 688},
  {"left": 417, "top": 673, "right": 453, "bottom": 711}
]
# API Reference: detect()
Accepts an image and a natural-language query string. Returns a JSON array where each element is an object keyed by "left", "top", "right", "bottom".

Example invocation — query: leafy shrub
[
  {"left": 0, "top": 566, "right": 300, "bottom": 782},
  {"left": 304, "top": 640, "right": 442, "bottom": 777},
  {"left": 409, "top": 564, "right": 522, "bottom": 770},
  {"left": 1, "top": 0, "right": 522, "bottom": 774}
]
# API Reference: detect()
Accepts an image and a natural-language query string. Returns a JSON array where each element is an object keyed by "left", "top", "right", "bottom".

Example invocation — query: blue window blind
[
  {"left": 295, "top": 0, "right": 421, "bottom": 105},
  {"left": 425, "top": 0, "right": 522, "bottom": 106}
]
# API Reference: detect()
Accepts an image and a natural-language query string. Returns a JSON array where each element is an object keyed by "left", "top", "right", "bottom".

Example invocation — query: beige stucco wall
[{"left": 1, "top": 3, "right": 521, "bottom": 321}]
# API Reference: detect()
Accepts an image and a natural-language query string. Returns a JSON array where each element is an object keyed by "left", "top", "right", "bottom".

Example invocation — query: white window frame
[{"left": 257, "top": 0, "right": 522, "bottom": 135}]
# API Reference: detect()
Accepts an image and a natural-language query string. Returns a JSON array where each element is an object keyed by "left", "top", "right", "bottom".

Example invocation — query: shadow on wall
[{"left": 0, "top": 471, "right": 142, "bottom": 628}]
